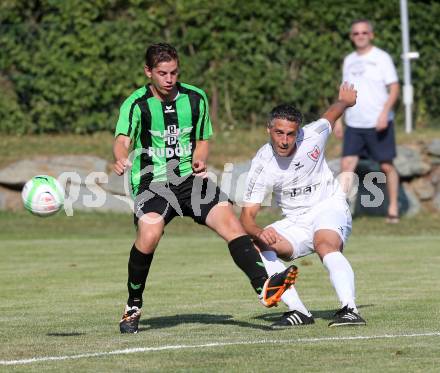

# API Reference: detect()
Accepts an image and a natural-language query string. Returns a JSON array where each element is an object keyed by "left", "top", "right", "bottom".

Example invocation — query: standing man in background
[{"left": 334, "top": 19, "right": 400, "bottom": 223}]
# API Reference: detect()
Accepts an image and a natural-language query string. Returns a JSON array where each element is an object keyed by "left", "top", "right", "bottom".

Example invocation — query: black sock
[
  {"left": 127, "top": 245, "right": 154, "bottom": 308},
  {"left": 228, "top": 235, "right": 268, "bottom": 294}
]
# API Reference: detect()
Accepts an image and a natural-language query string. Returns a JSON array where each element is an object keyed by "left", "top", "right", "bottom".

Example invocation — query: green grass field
[{"left": 1, "top": 211, "right": 439, "bottom": 372}]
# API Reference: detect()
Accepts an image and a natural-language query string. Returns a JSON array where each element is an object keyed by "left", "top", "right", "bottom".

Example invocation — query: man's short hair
[
  {"left": 268, "top": 104, "right": 303, "bottom": 128},
  {"left": 145, "top": 43, "right": 179, "bottom": 69},
  {"left": 350, "top": 19, "right": 374, "bottom": 32}
]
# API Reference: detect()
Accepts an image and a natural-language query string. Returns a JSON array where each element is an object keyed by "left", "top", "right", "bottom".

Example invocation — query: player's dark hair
[
  {"left": 268, "top": 104, "right": 303, "bottom": 127},
  {"left": 350, "top": 19, "right": 374, "bottom": 32},
  {"left": 145, "top": 43, "right": 179, "bottom": 69}
]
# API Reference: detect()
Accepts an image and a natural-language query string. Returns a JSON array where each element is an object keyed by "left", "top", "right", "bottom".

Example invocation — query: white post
[{"left": 400, "top": 0, "right": 418, "bottom": 134}]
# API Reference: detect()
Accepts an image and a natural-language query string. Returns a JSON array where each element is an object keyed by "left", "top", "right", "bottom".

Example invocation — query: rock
[
  {"left": 356, "top": 158, "right": 381, "bottom": 173},
  {"left": 0, "top": 156, "right": 108, "bottom": 187},
  {"left": 352, "top": 170, "right": 386, "bottom": 216},
  {"left": 430, "top": 166, "right": 440, "bottom": 186},
  {"left": 402, "top": 183, "right": 421, "bottom": 216},
  {"left": 433, "top": 191, "right": 440, "bottom": 211},
  {"left": 208, "top": 166, "right": 222, "bottom": 180},
  {"left": 351, "top": 158, "right": 408, "bottom": 217},
  {"left": 431, "top": 156, "right": 440, "bottom": 166},
  {"left": 225, "top": 161, "right": 251, "bottom": 206},
  {"left": 394, "top": 146, "right": 431, "bottom": 177},
  {"left": 354, "top": 177, "right": 387, "bottom": 217},
  {"left": 101, "top": 172, "right": 131, "bottom": 196},
  {"left": 327, "top": 158, "right": 341, "bottom": 176},
  {"left": 102, "top": 166, "right": 224, "bottom": 197},
  {"left": 410, "top": 177, "right": 435, "bottom": 200},
  {"left": 63, "top": 183, "right": 133, "bottom": 215},
  {"left": 205, "top": 160, "right": 276, "bottom": 207},
  {"left": 427, "top": 139, "right": 440, "bottom": 156},
  {"left": 0, "top": 186, "right": 23, "bottom": 211}
]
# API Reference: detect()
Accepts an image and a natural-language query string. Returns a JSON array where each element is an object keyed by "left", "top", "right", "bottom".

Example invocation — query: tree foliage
[{"left": 0, "top": 0, "right": 438, "bottom": 133}]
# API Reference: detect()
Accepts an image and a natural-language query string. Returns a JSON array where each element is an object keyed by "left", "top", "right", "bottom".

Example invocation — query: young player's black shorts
[
  {"left": 133, "top": 175, "right": 230, "bottom": 226},
  {"left": 342, "top": 121, "right": 396, "bottom": 162}
]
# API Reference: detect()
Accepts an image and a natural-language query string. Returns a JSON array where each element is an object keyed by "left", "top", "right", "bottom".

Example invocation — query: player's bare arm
[
  {"left": 113, "top": 135, "right": 132, "bottom": 175},
  {"left": 376, "top": 82, "right": 400, "bottom": 132},
  {"left": 240, "top": 203, "right": 283, "bottom": 246},
  {"left": 322, "top": 82, "right": 357, "bottom": 130},
  {"left": 192, "top": 140, "right": 209, "bottom": 177}
]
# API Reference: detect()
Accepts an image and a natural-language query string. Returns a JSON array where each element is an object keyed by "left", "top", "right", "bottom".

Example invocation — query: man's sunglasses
[{"left": 351, "top": 31, "right": 370, "bottom": 36}]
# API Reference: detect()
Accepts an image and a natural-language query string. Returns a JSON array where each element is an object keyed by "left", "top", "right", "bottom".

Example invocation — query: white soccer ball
[{"left": 21, "top": 175, "right": 65, "bottom": 217}]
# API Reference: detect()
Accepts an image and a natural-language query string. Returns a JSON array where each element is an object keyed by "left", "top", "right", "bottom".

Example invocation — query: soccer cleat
[
  {"left": 328, "top": 305, "right": 366, "bottom": 327},
  {"left": 271, "top": 310, "right": 315, "bottom": 329},
  {"left": 119, "top": 305, "right": 142, "bottom": 334},
  {"left": 259, "top": 265, "right": 298, "bottom": 308}
]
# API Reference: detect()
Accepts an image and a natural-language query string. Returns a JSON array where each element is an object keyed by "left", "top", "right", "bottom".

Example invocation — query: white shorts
[{"left": 267, "top": 196, "right": 352, "bottom": 260}]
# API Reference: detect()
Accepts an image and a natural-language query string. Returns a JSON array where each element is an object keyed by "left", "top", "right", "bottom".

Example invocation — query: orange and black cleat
[
  {"left": 119, "top": 305, "right": 142, "bottom": 334},
  {"left": 259, "top": 265, "right": 298, "bottom": 308}
]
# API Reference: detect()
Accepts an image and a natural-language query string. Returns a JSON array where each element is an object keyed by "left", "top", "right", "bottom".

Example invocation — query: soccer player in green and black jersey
[{"left": 113, "top": 43, "right": 297, "bottom": 333}]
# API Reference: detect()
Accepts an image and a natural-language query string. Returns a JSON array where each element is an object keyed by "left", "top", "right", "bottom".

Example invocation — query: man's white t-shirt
[
  {"left": 343, "top": 46, "right": 398, "bottom": 129},
  {"left": 243, "top": 119, "right": 345, "bottom": 218}
]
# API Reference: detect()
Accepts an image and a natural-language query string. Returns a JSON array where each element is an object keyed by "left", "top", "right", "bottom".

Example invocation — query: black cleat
[
  {"left": 119, "top": 305, "right": 142, "bottom": 334},
  {"left": 328, "top": 305, "right": 366, "bottom": 327},
  {"left": 271, "top": 310, "right": 315, "bottom": 329},
  {"left": 260, "top": 265, "right": 298, "bottom": 308}
]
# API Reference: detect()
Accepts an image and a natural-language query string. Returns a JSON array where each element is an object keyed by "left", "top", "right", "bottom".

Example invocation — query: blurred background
[{"left": 0, "top": 0, "right": 439, "bottom": 219}]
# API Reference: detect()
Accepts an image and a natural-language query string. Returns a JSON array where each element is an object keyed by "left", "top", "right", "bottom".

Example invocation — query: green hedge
[{"left": 0, "top": 0, "right": 438, "bottom": 133}]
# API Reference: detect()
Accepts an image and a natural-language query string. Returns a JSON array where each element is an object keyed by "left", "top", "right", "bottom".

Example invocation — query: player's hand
[
  {"left": 376, "top": 112, "right": 389, "bottom": 132},
  {"left": 113, "top": 158, "right": 132, "bottom": 176},
  {"left": 339, "top": 82, "right": 357, "bottom": 107},
  {"left": 257, "top": 227, "right": 283, "bottom": 246},
  {"left": 192, "top": 160, "right": 208, "bottom": 178}
]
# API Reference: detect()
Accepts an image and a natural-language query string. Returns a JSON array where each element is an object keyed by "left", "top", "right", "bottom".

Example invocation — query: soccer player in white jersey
[{"left": 240, "top": 83, "right": 366, "bottom": 328}]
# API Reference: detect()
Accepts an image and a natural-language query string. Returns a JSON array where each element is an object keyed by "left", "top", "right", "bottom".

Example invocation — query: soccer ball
[{"left": 21, "top": 175, "right": 65, "bottom": 217}]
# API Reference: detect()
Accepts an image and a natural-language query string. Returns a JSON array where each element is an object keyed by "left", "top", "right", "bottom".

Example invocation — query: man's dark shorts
[
  {"left": 133, "top": 175, "right": 230, "bottom": 226},
  {"left": 342, "top": 121, "right": 396, "bottom": 162}
]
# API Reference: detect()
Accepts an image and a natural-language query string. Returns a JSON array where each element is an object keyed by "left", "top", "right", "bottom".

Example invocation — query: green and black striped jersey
[{"left": 115, "top": 82, "right": 213, "bottom": 195}]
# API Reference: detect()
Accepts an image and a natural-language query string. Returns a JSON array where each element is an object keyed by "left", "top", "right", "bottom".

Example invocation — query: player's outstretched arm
[
  {"left": 113, "top": 135, "right": 132, "bottom": 176},
  {"left": 240, "top": 203, "right": 282, "bottom": 246},
  {"left": 323, "top": 82, "right": 357, "bottom": 130},
  {"left": 240, "top": 203, "right": 262, "bottom": 238}
]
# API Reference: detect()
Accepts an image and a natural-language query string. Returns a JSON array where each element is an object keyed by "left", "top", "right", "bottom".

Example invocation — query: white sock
[
  {"left": 281, "top": 287, "right": 312, "bottom": 316},
  {"left": 322, "top": 251, "right": 357, "bottom": 312},
  {"left": 260, "top": 250, "right": 285, "bottom": 276},
  {"left": 260, "top": 251, "right": 311, "bottom": 316}
]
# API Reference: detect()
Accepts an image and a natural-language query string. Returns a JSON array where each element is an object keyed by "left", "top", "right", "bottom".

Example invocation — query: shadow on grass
[
  {"left": 255, "top": 304, "right": 375, "bottom": 322},
  {"left": 139, "top": 313, "right": 272, "bottom": 332},
  {"left": 46, "top": 332, "right": 86, "bottom": 337}
]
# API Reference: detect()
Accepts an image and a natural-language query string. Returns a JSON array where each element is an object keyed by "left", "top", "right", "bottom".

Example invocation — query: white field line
[{"left": 1, "top": 332, "right": 439, "bottom": 366}]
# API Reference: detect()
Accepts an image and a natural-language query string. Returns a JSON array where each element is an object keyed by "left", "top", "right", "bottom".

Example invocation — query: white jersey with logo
[
  {"left": 243, "top": 118, "right": 345, "bottom": 218},
  {"left": 343, "top": 46, "right": 398, "bottom": 129}
]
